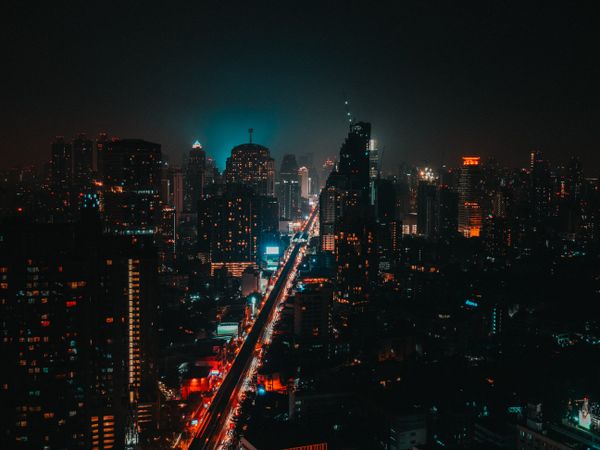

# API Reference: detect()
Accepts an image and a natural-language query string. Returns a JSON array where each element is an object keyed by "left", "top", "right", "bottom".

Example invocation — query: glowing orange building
[{"left": 458, "top": 156, "right": 482, "bottom": 238}]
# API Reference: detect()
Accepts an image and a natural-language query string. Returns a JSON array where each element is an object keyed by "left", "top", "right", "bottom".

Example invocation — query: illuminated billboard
[
  {"left": 217, "top": 322, "right": 239, "bottom": 338},
  {"left": 265, "top": 246, "right": 280, "bottom": 255}
]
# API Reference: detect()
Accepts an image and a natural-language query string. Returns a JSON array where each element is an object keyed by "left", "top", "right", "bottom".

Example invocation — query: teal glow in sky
[{"left": 192, "top": 109, "right": 280, "bottom": 170}]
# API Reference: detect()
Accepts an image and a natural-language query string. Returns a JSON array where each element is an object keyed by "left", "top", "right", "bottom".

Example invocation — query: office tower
[
  {"left": 293, "top": 281, "right": 333, "bottom": 350},
  {"left": 368, "top": 139, "right": 379, "bottom": 180},
  {"left": 224, "top": 138, "right": 275, "bottom": 197},
  {"left": 298, "top": 166, "right": 310, "bottom": 199},
  {"left": 484, "top": 215, "right": 510, "bottom": 257},
  {"left": 50, "top": 136, "right": 72, "bottom": 188},
  {"left": 205, "top": 156, "right": 217, "bottom": 187},
  {"left": 331, "top": 122, "right": 376, "bottom": 308},
  {"left": 458, "top": 156, "right": 482, "bottom": 238},
  {"left": 392, "top": 177, "right": 411, "bottom": 220},
  {"left": 95, "top": 132, "right": 109, "bottom": 175},
  {"left": 198, "top": 184, "right": 259, "bottom": 276},
  {"left": 160, "top": 175, "right": 170, "bottom": 205},
  {"left": 95, "top": 237, "right": 159, "bottom": 446},
  {"left": 277, "top": 154, "right": 300, "bottom": 220},
  {"left": 171, "top": 167, "right": 184, "bottom": 219},
  {"left": 298, "top": 153, "right": 319, "bottom": 196},
  {"left": 375, "top": 178, "right": 401, "bottom": 259},
  {"left": 566, "top": 156, "right": 584, "bottom": 202},
  {"left": 338, "top": 122, "right": 371, "bottom": 196},
  {"left": 102, "top": 139, "right": 161, "bottom": 236},
  {"left": 492, "top": 187, "right": 510, "bottom": 219},
  {"left": 320, "top": 158, "right": 335, "bottom": 190},
  {"left": 256, "top": 194, "right": 279, "bottom": 236},
  {"left": 529, "top": 150, "right": 552, "bottom": 222},
  {"left": 417, "top": 181, "right": 437, "bottom": 237},
  {"left": 49, "top": 136, "right": 74, "bottom": 219},
  {"left": 319, "top": 177, "right": 339, "bottom": 252},
  {"left": 71, "top": 133, "right": 94, "bottom": 189},
  {"left": 436, "top": 185, "right": 459, "bottom": 240},
  {"left": 185, "top": 141, "right": 205, "bottom": 214},
  {"left": 368, "top": 139, "right": 380, "bottom": 205},
  {"left": 157, "top": 205, "right": 176, "bottom": 271}
]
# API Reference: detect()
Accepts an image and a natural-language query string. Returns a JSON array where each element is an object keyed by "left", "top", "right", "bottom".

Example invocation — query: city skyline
[
  {"left": 3, "top": 3, "right": 600, "bottom": 170},
  {"left": 2, "top": 3, "right": 600, "bottom": 450}
]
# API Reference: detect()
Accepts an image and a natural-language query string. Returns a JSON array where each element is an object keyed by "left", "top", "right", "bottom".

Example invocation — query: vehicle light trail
[{"left": 188, "top": 208, "right": 318, "bottom": 450}]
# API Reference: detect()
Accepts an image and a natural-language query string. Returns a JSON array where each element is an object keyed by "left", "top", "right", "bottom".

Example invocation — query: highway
[{"left": 190, "top": 209, "right": 318, "bottom": 450}]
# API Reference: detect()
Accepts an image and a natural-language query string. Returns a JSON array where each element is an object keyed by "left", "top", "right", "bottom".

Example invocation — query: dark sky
[{"left": 2, "top": 2, "right": 599, "bottom": 171}]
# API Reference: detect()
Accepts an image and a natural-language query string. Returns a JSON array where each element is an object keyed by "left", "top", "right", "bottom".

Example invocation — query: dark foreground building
[{"left": 0, "top": 207, "right": 159, "bottom": 449}]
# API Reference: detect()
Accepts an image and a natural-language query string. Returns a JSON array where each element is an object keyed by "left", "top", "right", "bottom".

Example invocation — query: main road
[{"left": 190, "top": 208, "right": 318, "bottom": 450}]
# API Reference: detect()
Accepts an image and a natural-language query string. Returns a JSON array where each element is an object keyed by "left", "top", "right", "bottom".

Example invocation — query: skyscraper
[
  {"left": 529, "top": 150, "right": 552, "bottom": 223},
  {"left": 298, "top": 166, "right": 310, "bottom": 199},
  {"left": 458, "top": 156, "right": 482, "bottom": 238},
  {"left": 436, "top": 185, "right": 459, "bottom": 240},
  {"left": 171, "top": 167, "right": 184, "bottom": 219},
  {"left": 185, "top": 141, "right": 205, "bottom": 214},
  {"left": 277, "top": 154, "right": 300, "bottom": 220},
  {"left": 95, "top": 132, "right": 109, "bottom": 175},
  {"left": 338, "top": 122, "right": 371, "bottom": 196},
  {"left": 198, "top": 183, "right": 259, "bottom": 276},
  {"left": 368, "top": 138, "right": 380, "bottom": 180},
  {"left": 0, "top": 218, "right": 159, "bottom": 450},
  {"left": 293, "top": 281, "right": 333, "bottom": 351},
  {"left": 417, "top": 181, "right": 437, "bottom": 237},
  {"left": 0, "top": 223, "right": 90, "bottom": 449},
  {"left": 319, "top": 177, "right": 340, "bottom": 252},
  {"left": 329, "top": 122, "right": 376, "bottom": 308},
  {"left": 71, "top": 133, "right": 94, "bottom": 189},
  {"left": 50, "top": 136, "right": 71, "bottom": 189},
  {"left": 224, "top": 138, "right": 275, "bottom": 197},
  {"left": 102, "top": 139, "right": 161, "bottom": 236}
]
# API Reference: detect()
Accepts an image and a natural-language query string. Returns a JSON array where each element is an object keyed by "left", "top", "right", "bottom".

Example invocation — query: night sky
[{"left": 2, "top": 2, "right": 599, "bottom": 171}]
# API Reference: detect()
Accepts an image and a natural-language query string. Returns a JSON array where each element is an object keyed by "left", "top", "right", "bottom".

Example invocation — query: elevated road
[{"left": 190, "top": 209, "right": 318, "bottom": 450}]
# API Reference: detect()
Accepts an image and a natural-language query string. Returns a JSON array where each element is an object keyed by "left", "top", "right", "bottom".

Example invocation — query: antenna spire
[
  {"left": 344, "top": 98, "right": 354, "bottom": 125},
  {"left": 248, "top": 128, "right": 254, "bottom": 144}
]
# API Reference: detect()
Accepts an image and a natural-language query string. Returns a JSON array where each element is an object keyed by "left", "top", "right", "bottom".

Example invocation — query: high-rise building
[
  {"left": 529, "top": 150, "right": 552, "bottom": 222},
  {"left": 298, "top": 166, "right": 310, "bottom": 199},
  {"left": 0, "top": 218, "right": 159, "bottom": 450},
  {"left": 95, "top": 132, "right": 109, "bottom": 175},
  {"left": 298, "top": 153, "right": 319, "bottom": 196},
  {"left": 102, "top": 139, "right": 161, "bottom": 236},
  {"left": 204, "top": 155, "right": 218, "bottom": 187},
  {"left": 277, "top": 154, "right": 300, "bottom": 220},
  {"left": 338, "top": 122, "right": 371, "bottom": 196},
  {"left": 224, "top": 138, "right": 275, "bottom": 197},
  {"left": 50, "top": 136, "right": 72, "bottom": 189},
  {"left": 198, "top": 184, "right": 259, "bottom": 276},
  {"left": 171, "top": 167, "right": 184, "bottom": 219},
  {"left": 319, "top": 177, "right": 340, "bottom": 252},
  {"left": 0, "top": 223, "right": 90, "bottom": 449},
  {"left": 458, "top": 156, "right": 482, "bottom": 238},
  {"left": 185, "top": 141, "right": 205, "bottom": 214},
  {"left": 330, "top": 122, "right": 376, "bottom": 308},
  {"left": 368, "top": 138, "right": 379, "bottom": 180},
  {"left": 374, "top": 178, "right": 401, "bottom": 260},
  {"left": 293, "top": 281, "right": 333, "bottom": 350},
  {"left": 417, "top": 181, "right": 437, "bottom": 237},
  {"left": 320, "top": 158, "right": 335, "bottom": 190},
  {"left": 436, "top": 185, "right": 459, "bottom": 240},
  {"left": 71, "top": 133, "right": 94, "bottom": 189}
]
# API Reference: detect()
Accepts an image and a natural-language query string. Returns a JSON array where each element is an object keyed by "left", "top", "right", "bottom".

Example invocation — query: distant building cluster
[{"left": 1, "top": 126, "right": 599, "bottom": 450}]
